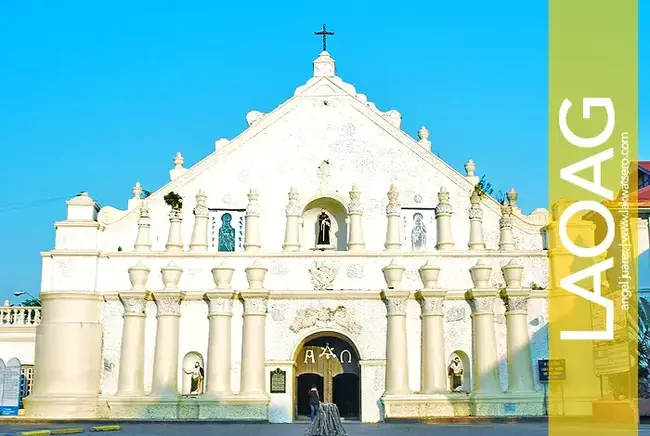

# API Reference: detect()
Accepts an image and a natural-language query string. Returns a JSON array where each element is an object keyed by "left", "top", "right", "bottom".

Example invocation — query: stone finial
[
  {"left": 464, "top": 160, "right": 476, "bottom": 177},
  {"left": 161, "top": 261, "right": 183, "bottom": 290},
  {"left": 4, "top": 299, "right": 10, "bottom": 307},
  {"left": 500, "top": 204, "right": 513, "bottom": 229},
  {"left": 286, "top": 187, "right": 301, "bottom": 216},
  {"left": 173, "top": 152, "right": 184, "bottom": 169},
  {"left": 435, "top": 186, "right": 452, "bottom": 216},
  {"left": 419, "top": 259, "right": 441, "bottom": 289},
  {"left": 386, "top": 184, "right": 400, "bottom": 215},
  {"left": 170, "top": 152, "right": 188, "bottom": 181},
  {"left": 313, "top": 51, "right": 335, "bottom": 78},
  {"left": 382, "top": 259, "right": 405, "bottom": 289},
  {"left": 245, "top": 261, "right": 268, "bottom": 290},
  {"left": 128, "top": 261, "right": 150, "bottom": 291},
  {"left": 139, "top": 201, "right": 150, "bottom": 219},
  {"left": 418, "top": 126, "right": 430, "bottom": 141},
  {"left": 502, "top": 260, "right": 524, "bottom": 288},
  {"left": 469, "top": 259, "right": 492, "bottom": 289},
  {"left": 507, "top": 188, "right": 519, "bottom": 209},
  {"left": 349, "top": 184, "right": 362, "bottom": 213},
  {"left": 211, "top": 261, "right": 235, "bottom": 290},
  {"left": 194, "top": 190, "right": 208, "bottom": 217},
  {"left": 132, "top": 182, "right": 143, "bottom": 199},
  {"left": 246, "top": 188, "right": 260, "bottom": 216}
]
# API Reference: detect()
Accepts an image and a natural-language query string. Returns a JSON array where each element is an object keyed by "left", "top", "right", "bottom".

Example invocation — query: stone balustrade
[{"left": 0, "top": 306, "right": 41, "bottom": 326}]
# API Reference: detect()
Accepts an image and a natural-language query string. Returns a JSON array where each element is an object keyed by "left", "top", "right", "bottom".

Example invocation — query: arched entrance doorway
[{"left": 294, "top": 332, "right": 360, "bottom": 419}]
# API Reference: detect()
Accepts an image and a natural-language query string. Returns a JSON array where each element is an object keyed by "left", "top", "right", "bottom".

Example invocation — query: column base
[
  {"left": 470, "top": 391, "right": 544, "bottom": 417},
  {"left": 97, "top": 394, "right": 269, "bottom": 420},
  {"left": 382, "top": 393, "right": 471, "bottom": 418},
  {"left": 23, "top": 394, "right": 99, "bottom": 419}
]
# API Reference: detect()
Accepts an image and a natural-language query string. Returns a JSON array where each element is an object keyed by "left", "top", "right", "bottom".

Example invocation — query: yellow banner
[{"left": 548, "top": 1, "right": 638, "bottom": 435}]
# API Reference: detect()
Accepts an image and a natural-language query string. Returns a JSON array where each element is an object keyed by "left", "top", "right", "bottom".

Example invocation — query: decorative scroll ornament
[
  {"left": 386, "top": 184, "right": 401, "bottom": 215},
  {"left": 467, "top": 296, "right": 495, "bottom": 314},
  {"left": 285, "top": 187, "right": 301, "bottom": 216},
  {"left": 246, "top": 189, "right": 260, "bottom": 216},
  {"left": 194, "top": 190, "right": 208, "bottom": 217},
  {"left": 384, "top": 297, "right": 408, "bottom": 315},
  {"left": 499, "top": 204, "right": 513, "bottom": 229},
  {"left": 155, "top": 296, "right": 182, "bottom": 316},
  {"left": 309, "top": 261, "right": 339, "bottom": 290},
  {"left": 435, "top": 187, "right": 453, "bottom": 216},
  {"left": 502, "top": 295, "right": 529, "bottom": 313},
  {"left": 348, "top": 185, "right": 363, "bottom": 214},
  {"left": 419, "top": 297, "right": 444, "bottom": 315},
  {"left": 121, "top": 297, "right": 146, "bottom": 315},
  {"left": 243, "top": 297, "right": 268, "bottom": 315},
  {"left": 169, "top": 209, "right": 182, "bottom": 222},
  {"left": 290, "top": 306, "right": 361, "bottom": 335},
  {"left": 207, "top": 296, "right": 234, "bottom": 315}
]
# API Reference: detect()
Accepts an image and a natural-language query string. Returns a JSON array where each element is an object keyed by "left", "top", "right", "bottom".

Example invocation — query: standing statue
[
  {"left": 218, "top": 213, "right": 235, "bottom": 252},
  {"left": 411, "top": 213, "right": 427, "bottom": 251},
  {"left": 448, "top": 356, "right": 464, "bottom": 392},
  {"left": 184, "top": 361, "right": 205, "bottom": 395},
  {"left": 317, "top": 209, "right": 332, "bottom": 246}
]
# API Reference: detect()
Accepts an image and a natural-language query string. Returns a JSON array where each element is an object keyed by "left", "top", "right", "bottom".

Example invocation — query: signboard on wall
[
  {"left": 538, "top": 359, "right": 566, "bottom": 382},
  {"left": 270, "top": 368, "right": 286, "bottom": 394},
  {"left": 0, "top": 358, "right": 21, "bottom": 416}
]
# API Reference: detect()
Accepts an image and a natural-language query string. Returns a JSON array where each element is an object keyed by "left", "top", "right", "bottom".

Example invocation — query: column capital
[
  {"left": 119, "top": 292, "right": 147, "bottom": 316},
  {"left": 285, "top": 187, "right": 301, "bottom": 217},
  {"left": 465, "top": 289, "right": 497, "bottom": 314},
  {"left": 348, "top": 184, "right": 363, "bottom": 214},
  {"left": 153, "top": 292, "right": 185, "bottom": 317},
  {"left": 381, "top": 290, "right": 410, "bottom": 315},
  {"left": 415, "top": 290, "right": 446, "bottom": 315},
  {"left": 240, "top": 291, "right": 270, "bottom": 315},
  {"left": 204, "top": 291, "right": 236, "bottom": 316},
  {"left": 499, "top": 288, "right": 531, "bottom": 314}
]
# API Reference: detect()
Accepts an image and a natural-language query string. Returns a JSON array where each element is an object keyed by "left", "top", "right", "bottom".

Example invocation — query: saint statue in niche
[
  {"left": 184, "top": 361, "right": 205, "bottom": 395},
  {"left": 448, "top": 356, "right": 464, "bottom": 392},
  {"left": 218, "top": 213, "right": 235, "bottom": 252},
  {"left": 316, "top": 209, "right": 332, "bottom": 245},
  {"left": 411, "top": 213, "right": 427, "bottom": 251}
]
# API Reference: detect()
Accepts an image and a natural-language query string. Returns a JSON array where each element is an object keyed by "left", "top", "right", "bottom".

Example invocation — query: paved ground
[{"left": 1, "top": 422, "right": 650, "bottom": 436}]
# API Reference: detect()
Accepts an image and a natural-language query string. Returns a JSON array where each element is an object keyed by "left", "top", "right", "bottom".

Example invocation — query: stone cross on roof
[{"left": 314, "top": 24, "right": 334, "bottom": 51}]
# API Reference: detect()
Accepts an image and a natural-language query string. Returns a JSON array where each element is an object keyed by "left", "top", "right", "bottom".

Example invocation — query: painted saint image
[
  {"left": 448, "top": 356, "right": 464, "bottom": 391},
  {"left": 218, "top": 213, "right": 235, "bottom": 252},
  {"left": 316, "top": 209, "right": 331, "bottom": 245},
  {"left": 184, "top": 361, "right": 204, "bottom": 395},
  {"left": 411, "top": 213, "right": 427, "bottom": 251}
]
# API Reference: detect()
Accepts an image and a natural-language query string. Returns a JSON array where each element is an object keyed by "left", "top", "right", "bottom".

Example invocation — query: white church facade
[{"left": 23, "top": 51, "right": 552, "bottom": 422}]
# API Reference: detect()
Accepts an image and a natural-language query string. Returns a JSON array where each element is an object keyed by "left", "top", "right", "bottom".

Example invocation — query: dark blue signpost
[{"left": 538, "top": 359, "right": 566, "bottom": 415}]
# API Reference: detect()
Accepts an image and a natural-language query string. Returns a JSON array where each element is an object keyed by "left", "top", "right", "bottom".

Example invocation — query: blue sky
[{"left": 0, "top": 1, "right": 647, "bottom": 303}]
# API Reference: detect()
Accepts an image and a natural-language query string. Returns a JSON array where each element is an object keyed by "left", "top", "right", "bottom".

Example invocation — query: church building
[{"left": 24, "top": 49, "right": 551, "bottom": 422}]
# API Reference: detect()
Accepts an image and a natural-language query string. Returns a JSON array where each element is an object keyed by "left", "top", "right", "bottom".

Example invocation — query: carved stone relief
[
  {"left": 309, "top": 261, "right": 339, "bottom": 290},
  {"left": 290, "top": 306, "right": 361, "bottom": 336}
]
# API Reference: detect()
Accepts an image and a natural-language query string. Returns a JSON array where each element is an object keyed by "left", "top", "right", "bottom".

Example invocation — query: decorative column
[
  {"left": 244, "top": 189, "right": 261, "bottom": 252},
  {"left": 282, "top": 187, "right": 301, "bottom": 251},
  {"left": 435, "top": 187, "right": 454, "bottom": 250},
  {"left": 116, "top": 262, "right": 149, "bottom": 396},
  {"left": 151, "top": 261, "right": 184, "bottom": 396},
  {"left": 499, "top": 204, "right": 515, "bottom": 251},
  {"left": 500, "top": 261, "right": 535, "bottom": 393},
  {"left": 134, "top": 201, "right": 152, "bottom": 251},
  {"left": 415, "top": 259, "right": 447, "bottom": 393},
  {"left": 347, "top": 185, "right": 365, "bottom": 252},
  {"left": 189, "top": 190, "right": 209, "bottom": 252},
  {"left": 381, "top": 260, "right": 411, "bottom": 395},
  {"left": 239, "top": 262, "right": 270, "bottom": 397},
  {"left": 165, "top": 204, "right": 183, "bottom": 253},
  {"left": 204, "top": 261, "right": 236, "bottom": 396},
  {"left": 467, "top": 188, "right": 486, "bottom": 250},
  {"left": 465, "top": 260, "right": 501, "bottom": 394},
  {"left": 384, "top": 184, "right": 402, "bottom": 251}
]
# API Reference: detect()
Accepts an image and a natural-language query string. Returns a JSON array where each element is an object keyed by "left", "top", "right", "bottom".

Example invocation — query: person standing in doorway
[{"left": 308, "top": 384, "right": 320, "bottom": 420}]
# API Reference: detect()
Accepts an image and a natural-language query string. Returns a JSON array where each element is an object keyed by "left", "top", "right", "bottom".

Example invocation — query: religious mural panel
[
  {"left": 209, "top": 209, "right": 245, "bottom": 252},
  {"left": 402, "top": 208, "right": 436, "bottom": 251}
]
